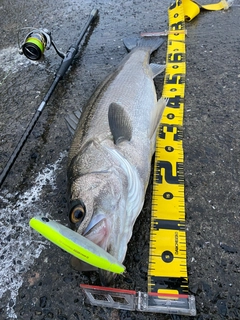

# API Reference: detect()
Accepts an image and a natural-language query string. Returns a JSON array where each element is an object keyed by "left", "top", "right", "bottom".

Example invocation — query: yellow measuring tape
[
  {"left": 183, "top": 0, "right": 230, "bottom": 21},
  {"left": 148, "top": 0, "right": 229, "bottom": 296}
]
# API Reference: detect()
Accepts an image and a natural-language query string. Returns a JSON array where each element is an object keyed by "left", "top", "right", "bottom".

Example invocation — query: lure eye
[{"left": 70, "top": 205, "right": 85, "bottom": 224}]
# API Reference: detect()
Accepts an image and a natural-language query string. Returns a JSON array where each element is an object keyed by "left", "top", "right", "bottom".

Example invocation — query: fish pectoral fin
[
  {"left": 108, "top": 103, "right": 132, "bottom": 145},
  {"left": 150, "top": 63, "right": 165, "bottom": 79},
  {"left": 65, "top": 109, "right": 82, "bottom": 136}
]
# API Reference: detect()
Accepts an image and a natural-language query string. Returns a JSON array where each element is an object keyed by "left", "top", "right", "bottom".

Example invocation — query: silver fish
[{"left": 66, "top": 36, "right": 167, "bottom": 284}]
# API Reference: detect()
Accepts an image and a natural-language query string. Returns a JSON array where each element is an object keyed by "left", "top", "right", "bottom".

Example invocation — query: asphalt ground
[{"left": 0, "top": 0, "right": 239, "bottom": 319}]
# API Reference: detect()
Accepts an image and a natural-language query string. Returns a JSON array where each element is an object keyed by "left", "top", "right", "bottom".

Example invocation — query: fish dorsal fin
[
  {"left": 150, "top": 63, "right": 165, "bottom": 78},
  {"left": 108, "top": 103, "right": 132, "bottom": 145},
  {"left": 65, "top": 109, "right": 82, "bottom": 136}
]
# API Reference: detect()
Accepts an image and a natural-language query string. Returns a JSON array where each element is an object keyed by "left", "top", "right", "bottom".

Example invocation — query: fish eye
[
  {"left": 70, "top": 206, "right": 85, "bottom": 224},
  {"left": 69, "top": 200, "right": 86, "bottom": 224}
]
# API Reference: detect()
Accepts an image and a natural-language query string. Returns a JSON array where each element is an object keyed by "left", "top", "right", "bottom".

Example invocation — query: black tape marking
[
  {"left": 162, "top": 250, "right": 174, "bottom": 263},
  {"left": 153, "top": 219, "right": 185, "bottom": 231},
  {"left": 168, "top": 52, "right": 185, "bottom": 63},
  {"left": 165, "top": 73, "right": 185, "bottom": 85},
  {"left": 167, "top": 95, "right": 184, "bottom": 109},
  {"left": 159, "top": 124, "right": 183, "bottom": 141},
  {"left": 155, "top": 161, "right": 184, "bottom": 184},
  {"left": 149, "top": 276, "right": 189, "bottom": 294},
  {"left": 169, "top": 0, "right": 183, "bottom": 11}
]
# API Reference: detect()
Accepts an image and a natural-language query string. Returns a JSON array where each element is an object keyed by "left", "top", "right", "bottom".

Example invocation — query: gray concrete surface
[{"left": 0, "top": 0, "right": 239, "bottom": 319}]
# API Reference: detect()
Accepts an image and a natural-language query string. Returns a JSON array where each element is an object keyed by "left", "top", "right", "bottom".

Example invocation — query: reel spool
[{"left": 18, "top": 28, "right": 65, "bottom": 60}]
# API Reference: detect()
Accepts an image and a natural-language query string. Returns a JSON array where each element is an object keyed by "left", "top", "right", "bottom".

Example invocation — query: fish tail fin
[{"left": 123, "top": 36, "right": 165, "bottom": 53}]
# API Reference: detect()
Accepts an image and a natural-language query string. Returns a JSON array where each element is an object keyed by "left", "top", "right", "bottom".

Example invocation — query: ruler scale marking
[{"left": 148, "top": 0, "right": 188, "bottom": 295}]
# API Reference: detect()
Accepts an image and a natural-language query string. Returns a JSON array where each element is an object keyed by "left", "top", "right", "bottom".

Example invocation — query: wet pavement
[{"left": 0, "top": 0, "right": 240, "bottom": 319}]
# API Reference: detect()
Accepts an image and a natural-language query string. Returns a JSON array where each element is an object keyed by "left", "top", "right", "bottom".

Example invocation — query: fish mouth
[{"left": 83, "top": 214, "right": 110, "bottom": 250}]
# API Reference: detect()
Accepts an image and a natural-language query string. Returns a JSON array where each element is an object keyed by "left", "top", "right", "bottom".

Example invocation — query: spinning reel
[
  {"left": 18, "top": 27, "right": 65, "bottom": 60},
  {"left": 0, "top": 8, "right": 98, "bottom": 188}
]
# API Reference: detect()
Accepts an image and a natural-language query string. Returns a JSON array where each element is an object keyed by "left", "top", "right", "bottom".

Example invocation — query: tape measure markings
[{"left": 148, "top": 0, "right": 188, "bottom": 295}]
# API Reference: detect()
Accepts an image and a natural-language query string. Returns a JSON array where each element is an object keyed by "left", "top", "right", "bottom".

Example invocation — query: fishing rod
[{"left": 0, "top": 8, "right": 98, "bottom": 188}]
